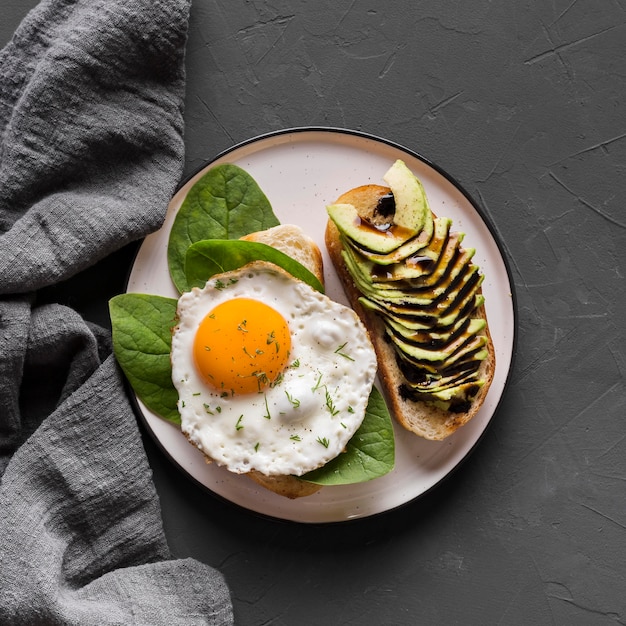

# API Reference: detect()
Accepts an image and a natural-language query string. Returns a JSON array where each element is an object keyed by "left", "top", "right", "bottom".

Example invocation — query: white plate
[{"left": 126, "top": 128, "right": 516, "bottom": 523}]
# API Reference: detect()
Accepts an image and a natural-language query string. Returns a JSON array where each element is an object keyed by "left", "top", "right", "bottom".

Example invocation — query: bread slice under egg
[
  {"left": 188, "top": 225, "right": 325, "bottom": 499},
  {"left": 240, "top": 223, "right": 324, "bottom": 281}
]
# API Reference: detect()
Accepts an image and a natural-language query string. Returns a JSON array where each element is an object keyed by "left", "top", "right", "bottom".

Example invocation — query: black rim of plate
[{"left": 123, "top": 125, "right": 519, "bottom": 526}]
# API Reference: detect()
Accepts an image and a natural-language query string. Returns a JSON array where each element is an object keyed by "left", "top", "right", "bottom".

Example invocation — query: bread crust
[
  {"left": 325, "top": 189, "right": 496, "bottom": 441},
  {"left": 241, "top": 224, "right": 323, "bottom": 280}
]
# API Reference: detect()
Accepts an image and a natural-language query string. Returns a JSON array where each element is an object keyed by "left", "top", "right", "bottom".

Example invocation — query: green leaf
[
  {"left": 185, "top": 239, "right": 325, "bottom": 293},
  {"left": 167, "top": 163, "right": 280, "bottom": 293},
  {"left": 300, "top": 386, "right": 395, "bottom": 486},
  {"left": 109, "top": 293, "right": 180, "bottom": 425}
]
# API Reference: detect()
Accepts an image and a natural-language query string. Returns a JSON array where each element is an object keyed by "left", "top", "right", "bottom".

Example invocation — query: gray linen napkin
[{"left": 0, "top": 1, "right": 234, "bottom": 624}]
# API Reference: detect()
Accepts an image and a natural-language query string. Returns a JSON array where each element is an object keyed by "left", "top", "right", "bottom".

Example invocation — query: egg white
[{"left": 171, "top": 263, "right": 377, "bottom": 477}]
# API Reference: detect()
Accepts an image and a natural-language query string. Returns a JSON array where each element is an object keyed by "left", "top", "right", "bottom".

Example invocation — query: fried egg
[{"left": 171, "top": 262, "right": 377, "bottom": 477}]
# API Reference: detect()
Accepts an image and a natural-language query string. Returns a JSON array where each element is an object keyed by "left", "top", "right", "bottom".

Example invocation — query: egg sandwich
[{"left": 171, "top": 225, "right": 381, "bottom": 498}]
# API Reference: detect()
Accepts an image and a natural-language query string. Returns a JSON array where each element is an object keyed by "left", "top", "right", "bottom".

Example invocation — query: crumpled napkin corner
[{"left": 0, "top": 1, "right": 234, "bottom": 623}]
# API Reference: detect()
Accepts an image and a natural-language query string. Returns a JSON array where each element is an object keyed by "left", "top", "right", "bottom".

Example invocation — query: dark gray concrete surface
[{"left": 3, "top": 1, "right": 626, "bottom": 624}]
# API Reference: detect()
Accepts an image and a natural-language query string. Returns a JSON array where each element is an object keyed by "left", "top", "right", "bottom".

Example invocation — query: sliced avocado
[
  {"left": 357, "top": 250, "right": 477, "bottom": 304},
  {"left": 340, "top": 248, "right": 380, "bottom": 295},
  {"left": 373, "top": 234, "right": 466, "bottom": 285},
  {"left": 388, "top": 331, "right": 486, "bottom": 366},
  {"left": 334, "top": 160, "right": 489, "bottom": 407},
  {"left": 393, "top": 267, "right": 482, "bottom": 314},
  {"left": 410, "top": 244, "right": 474, "bottom": 289},
  {"left": 397, "top": 341, "right": 488, "bottom": 378},
  {"left": 383, "top": 160, "right": 434, "bottom": 239},
  {"left": 400, "top": 376, "right": 484, "bottom": 410},
  {"left": 437, "top": 273, "right": 484, "bottom": 325},
  {"left": 327, "top": 160, "right": 434, "bottom": 255},
  {"left": 360, "top": 266, "right": 481, "bottom": 307},
  {"left": 355, "top": 221, "right": 438, "bottom": 265},
  {"left": 341, "top": 241, "right": 439, "bottom": 300},
  {"left": 405, "top": 261, "right": 480, "bottom": 308},
  {"left": 390, "top": 318, "right": 485, "bottom": 347},
  {"left": 399, "top": 366, "right": 480, "bottom": 395},
  {"left": 435, "top": 293, "right": 483, "bottom": 330},
  {"left": 327, "top": 203, "right": 414, "bottom": 253},
  {"left": 358, "top": 291, "right": 483, "bottom": 334},
  {"left": 358, "top": 297, "right": 436, "bottom": 331},
  {"left": 428, "top": 379, "right": 485, "bottom": 403},
  {"left": 385, "top": 316, "right": 482, "bottom": 347},
  {"left": 368, "top": 217, "right": 452, "bottom": 281}
]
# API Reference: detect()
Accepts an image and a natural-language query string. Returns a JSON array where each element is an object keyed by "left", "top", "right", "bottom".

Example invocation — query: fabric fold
[
  {"left": 0, "top": 0, "right": 190, "bottom": 293},
  {"left": 1, "top": 356, "right": 233, "bottom": 625},
  {"left": 0, "top": 1, "right": 234, "bottom": 623}
]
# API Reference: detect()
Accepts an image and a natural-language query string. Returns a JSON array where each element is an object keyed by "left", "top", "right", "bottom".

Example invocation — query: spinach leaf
[
  {"left": 300, "top": 386, "right": 395, "bottom": 485},
  {"left": 185, "top": 239, "right": 324, "bottom": 293},
  {"left": 167, "top": 163, "right": 279, "bottom": 293},
  {"left": 109, "top": 293, "right": 180, "bottom": 425}
]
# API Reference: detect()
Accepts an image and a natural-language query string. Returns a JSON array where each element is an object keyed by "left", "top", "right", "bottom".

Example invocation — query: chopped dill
[
  {"left": 325, "top": 389, "right": 339, "bottom": 416},
  {"left": 263, "top": 395, "right": 271, "bottom": 419},
  {"left": 285, "top": 390, "right": 300, "bottom": 408},
  {"left": 312, "top": 371, "right": 324, "bottom": 392},
  {"left": 334, "top": 342, "right": 354, "bottom": 360},
  {"left": 253, "top": 371, "right": 269, "bottom": 389}
]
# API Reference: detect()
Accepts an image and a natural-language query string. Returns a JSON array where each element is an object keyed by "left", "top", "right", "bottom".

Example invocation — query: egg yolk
[{"left": 193, "top": 298, "right": 292, "bottom": 394}]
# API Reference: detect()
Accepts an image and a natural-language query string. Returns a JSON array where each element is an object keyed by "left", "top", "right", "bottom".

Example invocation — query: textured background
[{"left": 3, "top": 1, "right": 626, "bottom": 624}]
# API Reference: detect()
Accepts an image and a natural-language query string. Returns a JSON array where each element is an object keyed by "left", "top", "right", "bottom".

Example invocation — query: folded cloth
[{"left": 0, "top": 1, "right": 233, "bottom": 624}]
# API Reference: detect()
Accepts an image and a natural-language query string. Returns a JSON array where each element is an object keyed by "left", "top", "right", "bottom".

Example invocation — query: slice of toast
[
  {"left": 241, "top": 224, "right": 323, "bottom": 281},
  {"left": 326, "top": 185, "right": 495, "bottom": 441},
  {"left": 192, "top": 225, "right": 326, "bottom": 498}
]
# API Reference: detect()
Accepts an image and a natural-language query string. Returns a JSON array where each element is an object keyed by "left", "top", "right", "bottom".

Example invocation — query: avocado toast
[{"left": 325, "top": 160, "right": 495, "bottom": 440}]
